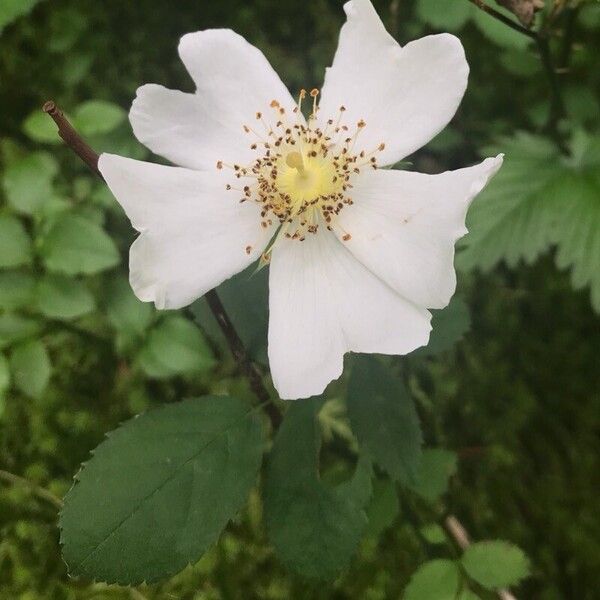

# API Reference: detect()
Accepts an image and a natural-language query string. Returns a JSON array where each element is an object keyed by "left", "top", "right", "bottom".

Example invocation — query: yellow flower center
[{"left": 217, "top": 88, "right": 385, "bottom": 245}]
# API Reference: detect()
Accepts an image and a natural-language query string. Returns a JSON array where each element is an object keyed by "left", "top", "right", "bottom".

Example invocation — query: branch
[
  {"left": 0, "top": 469, "right": 63, "bottom": 510},
  {"left": 467, "top": 0, "right": 537, "bottom": 40},
  {"left": 43, "top": 101, "right": 282, "bottom": 430},
  {"left": 444, "top": 515, "right": 518, "bottom": 600}
]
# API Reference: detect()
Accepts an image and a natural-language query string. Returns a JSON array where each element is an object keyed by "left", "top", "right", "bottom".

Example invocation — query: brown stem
[
  {"left": 43, "top": 101, "right": 282, "bottom": 430},
  {"left": 467, "top": 0, "right": 537, "bottom": 40},
  {"left": 0, "top": 469, "right": 63, "bottom": 510},
  {"left": 444, "top": 515, "right": 518, "bottom": 600},
  {"left": 43, "top": 101, "right": 102, "bottom": 178}
]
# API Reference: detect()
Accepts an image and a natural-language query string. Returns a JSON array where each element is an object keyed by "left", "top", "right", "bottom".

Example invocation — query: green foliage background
[{"left": 1, "top": 0, "right": 599, "bottom": 598}]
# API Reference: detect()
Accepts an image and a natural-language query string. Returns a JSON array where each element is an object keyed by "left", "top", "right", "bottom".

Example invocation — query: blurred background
[{"left": 1, "top": 0, "right": 599, "bottom": 598}]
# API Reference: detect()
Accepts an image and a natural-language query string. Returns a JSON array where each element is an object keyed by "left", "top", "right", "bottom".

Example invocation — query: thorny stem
[
  {"left": 445, "top": 515, "right": 518, "bottom": 600},
  {"left": 43, "top": 101, "right": 282, "bottom": 430},
  {"left": 0, "top": 469, "right": 63, "bottom": 509}
]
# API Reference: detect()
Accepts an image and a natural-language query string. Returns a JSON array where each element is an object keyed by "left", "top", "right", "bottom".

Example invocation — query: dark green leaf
[
  {"left": 0, "top": 314, "right": 41, "bottom": 350},
  {"left": 414, "top": 296, "right": 470, "bottom": 357},
  {"left": 415, "top": 0, "right": 473, "bottom": 31},
  {"left": 0, "top": 0, "right": 40, "bottom": 33},
  {"left": 409, "top": 448, "right": 457, "bottom": 503},
  {"left": 2, "top": 151, "right": 58, "bottom": 215},
  {"left": 104, "top": 276, "right": 153, "bottom": 338},
  {"left": 41, "top": 213, "right": 120, "bottom": 275},
  {"left": 462, "top": 541, "right": 530, "bottom": 590},
  {"left": 22, "top": 110, "right": 61, "bottom": 144},
  {"left": 0, "top": 272, "right": 36, "bottom": 310},
  {"left": 60, "top": 396, "right": 264, "bottom": 584},
  {"left": 421, "top": 523, "right": 447, "bottom": 545},
  {"left": 404, "top": 559, "right": 462, "bottom": 600},
  {"left": 264, "top": 399, "right": 371, "bottom": 580},
  {"left": 138, "top": 316, "right": 215, "bottom": 378},
  {"left": 0, "top": 215, "right": 32, "bottom": 268},
  {"left": 365, "top": 477, "right": 400, "bottom": 538},
  {"left": 10, "top": 339, "right": 51, "bottom": 399},
  {"left": 36, "top": 274, "right": 95, "bottom": 320},
  {"left": 347, "top": 356, "right": 422, "bottom": 484}
]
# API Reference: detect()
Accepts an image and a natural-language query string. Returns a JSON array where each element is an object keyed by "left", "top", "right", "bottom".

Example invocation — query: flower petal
[
  {"left": 98, "top": 153, "right": 274, "bottom": 309},
  {"left": 332, "top": 156, "right": 503, "bottom": 309},
  {"left": 130, "top": 29, "right": 296, "bottom": 170},
  {"left": 268, "top": 230, "right": 431, "bottom": 400},
  {"left": 318, "top": 0, "right": 469, "bottom": 165}
]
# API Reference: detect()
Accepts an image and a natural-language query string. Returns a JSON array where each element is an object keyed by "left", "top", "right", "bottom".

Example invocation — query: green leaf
[
  {"left": 409, "top": 448, "right": 457, "bottom": 503},
  {"left": 264, "top": 399, "right": 371, "bottom": 579},
  {"left": 138, "top": 316, "right": 215, "bottom": 378},
  {"left": 421, "top": 523, "right": 447, "bottom": 545},
  {"left": 0, "top": 314, "right": 41, "bottom": 350},
  {"left": 0, "top": 0, "right": 40, "bottom": 33},
  {"left": 22, "top": 110, "right": 61, "bottom": 144},
  {"left": 0, "top": 272, "right": 36, "bottom": 310},
  {"left": 365, "top": 477, "right": 400, "bottom": 538},
  {"left": 2, "top": 152, "right": 58, "bottom": 215},
  {"left": 415, "top": 296, "right": 471, "bottom": 357},
  {"left": 0, "top": 215, "right": 32, "bottom": 268},
  {"left": 347, "top": 356, "right": 422, "bottom": 484},
  {"left": 415, "top": 0, "right": 474, "bottom": 31},
  {"left": 462, "top": 541, "right": 530, "bottom": 590},
  {"left": 41, "top": 213, "right": 120, "bottom": 275},
  {"left": 459, "top": 133, "right": 564, "bottom": 272},
  {"left": 73, "top": 100, "right": 126, "bottom": 136},
  {"left": 458, "top": 591, "right": 482, "bottom": 600},
  {"left": 0, "top": 353, "right": 10, "bottom": 396},
  {"left": 404, "top": 559, "right": 462, "bottom": 600},
  {"left": 36, "top": 274, "right": 95, "bottom": 320},
  {"left": 548, "top": 172, "right": 600, "bottom": 312},
  {"left": 60, "top": 396, "right": 264, "bottom": 584},
  {"left": 105, "top": 276, "right": 153, "bottom": 338},
  {"left": 9, "top": 340, "right": 51, "bottom": 399}
]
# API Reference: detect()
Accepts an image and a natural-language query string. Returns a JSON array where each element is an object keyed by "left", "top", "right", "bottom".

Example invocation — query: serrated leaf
[
  {"left": 0, "top": 0, "right": 40, "bottom": 33},
  {"left": 414, "top": 296, "right": 470, "bottom": 357},
  {"left": 36, "top": 274, "right": 95, "bottom": 320},
  {"left": 2, "top": 152, "right": 58, "bottom": 215},
  {"left": 59, "top": 396, "right": 264, "bottom": 584},
  {"left": 138, "top": 316, "right": 215, "bottom": 378},
  {"left": 264, "top": 399, "right": 371, "bottom": 580},
  {"left": 9, "top": 339, "right": 51, "bottom": 399},
  {"left": 416, "top": 0, "right": 474, "bottom": 31},
  {"left": 404, "top": 559, "right": 461, "bottom": 600},
  {"left": 73, "top": 100, "right": 126, "bottom": 136},
  {"left": 548, "top": 172, "right": 600, "bottom": 311},
  {"left": 409, "top": 448, "right": 457, "bottom": 503},
  {"left": 347, "top": 356, "right": 422, "bottom": 484},
  {"left": 0, "top": 215, "right": 32, "bottom": 268},
  {"left": 41, "top": 213, "right": 120, "bottom": 275},
  {"left": 0, "top": 272, "right": 36, "bottom": 310},
  {"left": 22, "top": 110, "right": 61, "bottom": 144},
  {"left": 459, "top": 133, "right": 564, "bottom": 272},
  {"left": 462, "top": 541, "right": 530, "bottom": 590},
  {"left": 105, "top": 276, "right": 153, "bottom": 338},
  {"left": 0, "top": 314, "right": 41, "bottom": 350}
]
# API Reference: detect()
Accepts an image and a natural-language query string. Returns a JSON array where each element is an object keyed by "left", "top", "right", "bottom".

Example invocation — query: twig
[
  {"left": 466, "top": 0, "right": 537, "bottom": 40},
  {"left": 43, "top": 101, "right": 282, "bottom": 430},
  {"left": 444, "top": 515, "right": 518, "bottom": 600},
  {"left": 0, "top": 469, "right": 63, "bottom": 509},
  {"left": 43, "top": 101, "right": 102, "bottom": 178}
]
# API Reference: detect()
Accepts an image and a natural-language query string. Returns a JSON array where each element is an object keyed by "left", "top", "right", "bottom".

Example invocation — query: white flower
[{"left": 99, "top": 0, "right": 502, "bottom": 400}]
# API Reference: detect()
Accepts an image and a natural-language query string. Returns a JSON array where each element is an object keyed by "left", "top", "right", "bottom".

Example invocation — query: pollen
[{"left": 219, "top": 89, "right": 386, "bottom": 242}]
